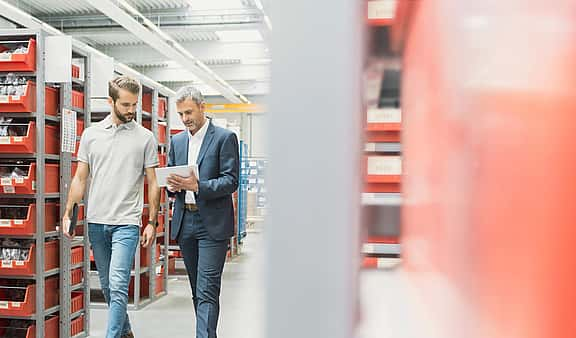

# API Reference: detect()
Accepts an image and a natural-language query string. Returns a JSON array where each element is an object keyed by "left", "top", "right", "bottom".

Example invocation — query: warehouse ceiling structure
[{"left": 1, "top": 0, "right": 271, "bottom": 101}]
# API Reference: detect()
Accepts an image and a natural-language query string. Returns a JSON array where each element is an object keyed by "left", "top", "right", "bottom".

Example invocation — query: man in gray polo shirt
[{"left": 62, "top": 76, "right": 161, "bottom": 338}]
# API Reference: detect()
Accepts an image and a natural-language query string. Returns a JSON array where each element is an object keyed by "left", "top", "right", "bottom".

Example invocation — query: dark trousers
[{"left": 178, "top": 209, "right": 229, "bottom": 338}]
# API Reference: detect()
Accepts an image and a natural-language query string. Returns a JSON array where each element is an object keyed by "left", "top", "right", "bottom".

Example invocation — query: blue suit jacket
[{"left": 168, "top": 121, "right": 240, "bottom": 241}]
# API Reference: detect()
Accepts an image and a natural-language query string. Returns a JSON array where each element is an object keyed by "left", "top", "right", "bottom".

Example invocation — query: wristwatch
[{"left": 147, "top": 220, "right": 158, "bottom": 228}]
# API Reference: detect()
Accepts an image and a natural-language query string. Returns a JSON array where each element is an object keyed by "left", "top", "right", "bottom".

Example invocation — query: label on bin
[
  {"left": 2, "top": 186, "right": 14, "bottom": 194},
  {"left": 15, "top": 261, "right": 24, "bottom": 266},
  {"left": 14, "top": 220, "right": 23, "bottom": 225},
  {"left": 367, "top": 108, "right": 401, "bottom": 124},
  {"left": 32, "top": 181, "right": 36, "bottom": 190},
  {"left": 367, "top": 156, "right": 402, "bottom": 175},
  {"left": 11, "top": 95, "right": 20, "bottom": 101},
  {"left": 0, "top": 96, "right": 8, "bottom": 103},
  {"left": 1, "top": 177, "right": 11, "bottom": 186},
  {"left": 15, "top": 177, "right": 23, "bottom": 184},
  {"left": 13, "top": 137, "right": 22, "bottom": 143},
  {"left": 0, "top": 54, "right": 10, "bottom": 61},
  {"left": 0, "top": 137, "right": 9, "bottom": 144},
  {"left": 0, "top": 220, "right": 10, "bottom": 227},
  {"left": 1, "top": 260, "right": 13, "bottom": 268},
  {"left": 11, "top": 302, "right": 20, "bottom": 308},
  {"left": 0, "top": 302, "right": 8, "bottom": 309}
]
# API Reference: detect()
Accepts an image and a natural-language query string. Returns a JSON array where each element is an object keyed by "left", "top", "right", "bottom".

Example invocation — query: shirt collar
[
  {"left": 101, "top": 114, "right": 137, "bottom": 130},
  {"left": 188, "top": 118, "right": 210, "bottom": 141}
]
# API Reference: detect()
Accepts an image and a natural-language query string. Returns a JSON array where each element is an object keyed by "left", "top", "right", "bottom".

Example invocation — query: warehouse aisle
[
  {"left": 89, "top": 229, "right": 403, "bottom": 338},
  {"left": 89, "top": 230, "right": 265, "bottom": 338}
]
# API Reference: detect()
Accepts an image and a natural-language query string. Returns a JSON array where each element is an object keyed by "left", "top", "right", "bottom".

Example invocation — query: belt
[{"left": 184, "top": 203, "right": 198, "bottom": 211}]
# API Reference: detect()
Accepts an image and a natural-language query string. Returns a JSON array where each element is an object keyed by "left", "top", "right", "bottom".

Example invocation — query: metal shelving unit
[
  {"left": 360, "top": 5, "right": 404, "bottom": 262},
  {"left": 239, "top": 151, "right": 267, "bottom": 241},
  {"left": 0, "top": 28, "right": 92, "bottom": 338},
  {"left": 58, "top": 44, "right": 91, "bottom": 338}
]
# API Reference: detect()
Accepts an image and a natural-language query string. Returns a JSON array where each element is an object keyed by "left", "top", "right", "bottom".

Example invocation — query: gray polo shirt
[{"left": 77, "top": 115, "right": 159, "bottom": 226}]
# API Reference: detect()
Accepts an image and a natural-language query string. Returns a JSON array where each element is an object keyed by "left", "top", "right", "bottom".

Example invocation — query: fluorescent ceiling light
[
  {"left": 187, "top": 0, "right": 246, "bottom": 10},
  {"left": 367, "top": 0, "right": 397, "bottom": 20},
  {"left": 216, "top": 30, "right": 263, "bottom": 42},
  {"left": 242, "top": 58, "right": 272, "bottom": 65}
]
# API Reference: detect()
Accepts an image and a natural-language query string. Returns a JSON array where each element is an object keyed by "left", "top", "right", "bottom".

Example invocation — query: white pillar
[{"left": 266, "top": 0, "right": 363, "bottom": 337}]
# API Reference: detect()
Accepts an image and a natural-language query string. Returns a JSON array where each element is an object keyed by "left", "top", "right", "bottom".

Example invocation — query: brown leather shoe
[{"left": 122, "top": 332, "right": 134, "bottom": 338}]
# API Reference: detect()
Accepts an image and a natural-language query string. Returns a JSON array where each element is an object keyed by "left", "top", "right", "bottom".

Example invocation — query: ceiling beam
[
  {"left": 83, "top": 0, "right": 247, "bottom": 103},
  {"left": 138, "top": 64, "right": 270, "bottom": 82},
  {"left": 61, "top": 23, "right": 263, "bottom": 37},
  {"left": 39, "top": 8, "right": 263, "bottom": 29},
  {"left": 95, "top": 41, "right": 268, "bottom": 64}
]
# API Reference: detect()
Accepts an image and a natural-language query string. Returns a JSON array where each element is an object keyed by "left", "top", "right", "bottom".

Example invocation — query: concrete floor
[
  {"left": 89, "top": 230, "right": 402, "bottom": 338},
  {"left": 89, "top": 231, "right": 265, "bottom": 338}
]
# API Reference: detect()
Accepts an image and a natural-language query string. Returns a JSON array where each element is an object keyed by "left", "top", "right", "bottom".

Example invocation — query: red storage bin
[
  {"left": 0, "top": 240, "right": 59, "bottom": 276},
  {"left": 143, "top": 121, "right": 167, "bottom": 144},
  {"left": 0, "top": 163, "right": 59, "bottom": 194},
  {"left": 0, "top": 315, "right": 58, "bottom": 338},
  {"left": 158, "top": 153, "right": 167, "bottom": 167},
  {"left": 71, "top": 314, "right": 84, "bottom": 336},
  {"left": 158, "top": 124, "right": 167, "bottom": 144},
  {"left": 366, "top": 107, "right": 401, "bottom": 142},
  {"left": 0, "top": 277, "right": 58, "bottom": 317},
  {"left": 168, "top": 256, "right": 176, "bottom": 274},
  {"left": 155, "top": 271, "right": 165, "bottom": 295},
  {"left": 71, "top": 292, "right": 83, "bottom": 314},
  {"left": 72, "top": 90, "right": 84, "bottom": 110},
  {"left": 0, "top": 38, "right": 36, "bottom": 72},
  {"left": 0, "top": 81, "right": 58, "bottom": 115},
  {"left": 364, "top": 155, "right": 401, "bottom": 183},
  {"left": 143, "top": 120, "right": 151, "bottom": 130},
  {"left": 366, "top": 130, "right": 400, "bottom": 143},
  {"left": 129, "top": 271, "right": 164, "bottom": 298},
  {"left": 0, "top": 122, "right": 59, "bottom": 154},
  {"left": 71, "top": 64, "right": 80, "bottom": 79},
  {"left": 364, "top": 155, "right": 401, "bottom": 193},
  {"left": 71, "top": 246, "right": 83, "bottom": 265},
  {"left": 77, "top": 203, "right": 85, "bottom": 220},
  {"left": 142, "top": 93, "right": 152, "bottom": 113},
  {"left": 76, "top": 119, "right": 84, "bottom": 137},
  {"left": 0, "top": 202, "right": 58, "bottom": 236},
  {"left": 158, "top": 97, "right": 167, "bottom": 119},
  {"left": 140, "top": 243, "right": 161, "bottom": 267},
  {"left": 157, "top": 211, "right": 165, "bottom": 233},
  {"left": 71, "top": 268, "right": 83, "bottom": 286}
]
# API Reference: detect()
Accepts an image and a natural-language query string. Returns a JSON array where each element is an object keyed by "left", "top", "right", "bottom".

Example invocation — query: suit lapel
[
  {"left": 182, "top": 132, "right": 189, "bottom": 165},
  {"left": 196, "top": 122, "right": 215, "bottom": 166}
]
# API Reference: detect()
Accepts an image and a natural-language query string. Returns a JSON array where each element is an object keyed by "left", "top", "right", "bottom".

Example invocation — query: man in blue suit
[{"left": 166, "top": 86, "right": 239, "bottom": 338}]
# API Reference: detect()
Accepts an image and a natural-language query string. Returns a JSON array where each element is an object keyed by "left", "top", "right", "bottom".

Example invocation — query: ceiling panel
[{"left": 4, "top": 0, "right": 98, "bottom": 15}]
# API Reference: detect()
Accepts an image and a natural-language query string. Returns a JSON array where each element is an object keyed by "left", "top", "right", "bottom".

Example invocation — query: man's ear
[{"left": 108, "top": 97, "right": 114, "bottom": 106}]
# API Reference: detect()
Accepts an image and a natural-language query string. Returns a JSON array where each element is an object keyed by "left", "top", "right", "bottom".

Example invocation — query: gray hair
[{"left": 175, "top": 85, "right": 205, "bottom": 105}]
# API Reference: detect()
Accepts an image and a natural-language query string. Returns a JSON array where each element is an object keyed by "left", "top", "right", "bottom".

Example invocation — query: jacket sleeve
[{"left": 197, "top": 132, "right": 240, "bottom": 200}]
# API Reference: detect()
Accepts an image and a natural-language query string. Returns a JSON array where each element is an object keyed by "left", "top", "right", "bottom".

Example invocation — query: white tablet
[{"left": 155, "top": 165, "right": 198, "bottom": 187}]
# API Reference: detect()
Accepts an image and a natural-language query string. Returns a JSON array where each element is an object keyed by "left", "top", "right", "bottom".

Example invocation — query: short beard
[{"left": 114, "top": 104, "right": 131, "bottom": 123}]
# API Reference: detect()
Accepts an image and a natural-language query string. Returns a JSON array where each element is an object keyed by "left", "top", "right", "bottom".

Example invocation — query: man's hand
[
  {"left": 60, "top": 214, "right": 74, "bottom": 239},
  {"left": 141, "top": 224, "right": 156, "bottom": 248},
  {"left": 167, "top": 173, "right": 199, "bottom": 193}
]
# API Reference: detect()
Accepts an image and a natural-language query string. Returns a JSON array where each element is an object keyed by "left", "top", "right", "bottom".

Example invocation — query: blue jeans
[
  {"left": 178, "top": 210, "right": 228, "bottom": 338},
  {"left": 89, "top": 223, "right": 140, "bottom": 338}
]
